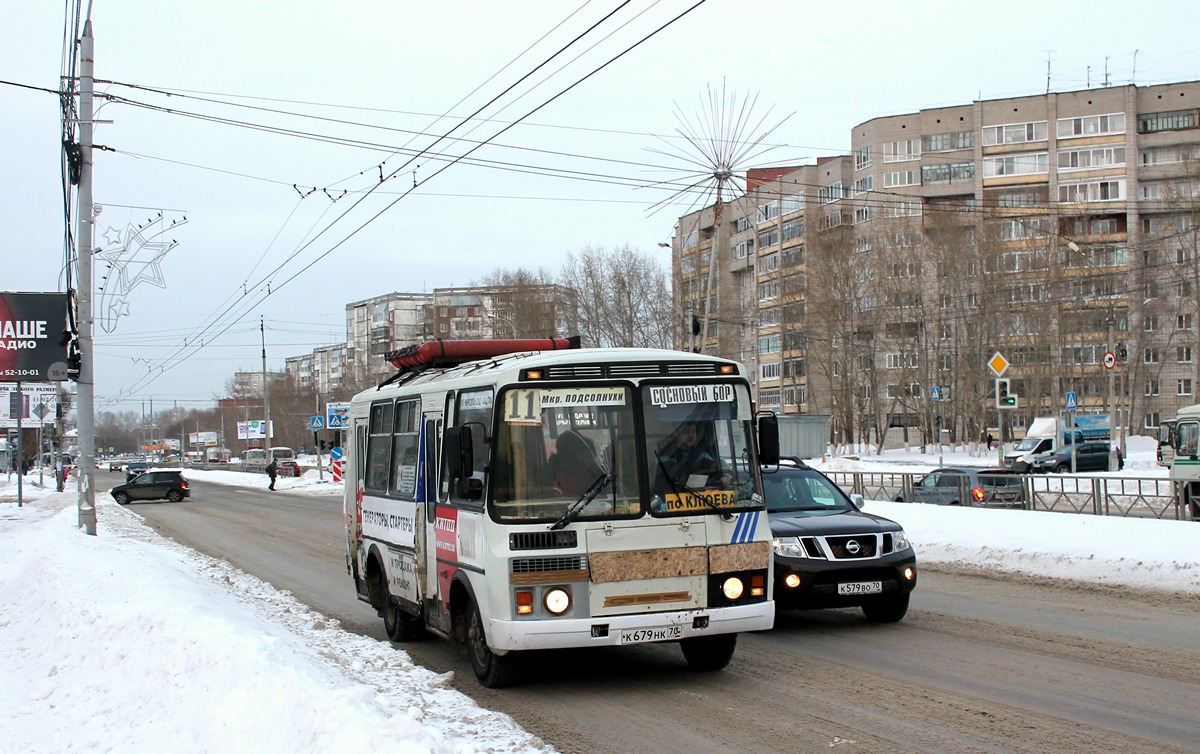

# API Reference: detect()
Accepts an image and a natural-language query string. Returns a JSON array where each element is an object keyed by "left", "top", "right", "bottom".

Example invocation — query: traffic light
[{"left": 995, "top": 379, "right": 1018, "bottom": 409}]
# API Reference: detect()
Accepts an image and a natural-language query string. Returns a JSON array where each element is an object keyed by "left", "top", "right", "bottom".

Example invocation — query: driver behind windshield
[{"left": 655, "top": 421, "right": 731, "bottom": 492}]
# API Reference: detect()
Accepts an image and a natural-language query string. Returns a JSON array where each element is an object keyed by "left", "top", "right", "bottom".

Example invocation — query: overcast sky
[{"left": 4, "top": 1, "right": 1199, "bottom": 417}]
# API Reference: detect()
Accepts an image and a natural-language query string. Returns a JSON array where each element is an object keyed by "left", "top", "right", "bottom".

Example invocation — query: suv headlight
[
  {"left": 892, "top": 529, "right": 912, "bottom": 553},
  {"left": 772, "top": 536, "right": 809, "bottom": 558}
]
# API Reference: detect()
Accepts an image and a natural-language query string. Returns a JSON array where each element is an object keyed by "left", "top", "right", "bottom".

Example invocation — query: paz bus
[
  {"left": 1167, "top": 403, "right": 1200, "bottom": 518},
  {"left": 343, "top": 337, "right": 779, "bottom": 687}
]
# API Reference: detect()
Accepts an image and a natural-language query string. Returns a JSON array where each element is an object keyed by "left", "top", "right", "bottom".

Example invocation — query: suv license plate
[
  {"left": 838, "top": 581, "right": 882, "bottom": 595},
  {"left": 620, "top": 625, "right": 683, "bottom": 644}
]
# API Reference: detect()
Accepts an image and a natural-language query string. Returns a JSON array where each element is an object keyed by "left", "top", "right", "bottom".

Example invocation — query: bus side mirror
[{"left": 756, "top": 412, "right": 779, "bottom": 466}]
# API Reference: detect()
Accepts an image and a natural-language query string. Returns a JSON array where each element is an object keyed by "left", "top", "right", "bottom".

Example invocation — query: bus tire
[
  {"left": 680, "top": 633, "right": 737, "bottom": 671},
  {"left": 382, "top": 594, "right": 423, "bottom": 642},
  {"left": 467, "top": 600, "right": 519, "bottom": 688}
]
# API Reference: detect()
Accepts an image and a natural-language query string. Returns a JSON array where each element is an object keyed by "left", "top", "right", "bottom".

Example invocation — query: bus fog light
[
  {"left": 544, "top": 588, "right": 571, "bottom": 615},
  {"left": 721, "top": 577, "right": 745, "bottom": 600},
  {"left": 784, "top": 573, "right": 801, "bottom": 589}
]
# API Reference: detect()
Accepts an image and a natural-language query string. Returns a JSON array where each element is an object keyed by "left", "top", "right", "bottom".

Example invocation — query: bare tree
[{"left": 559, "top": 244, "right": 672, "bottom": 348}]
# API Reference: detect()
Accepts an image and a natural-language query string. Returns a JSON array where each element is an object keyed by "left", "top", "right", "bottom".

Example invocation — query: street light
[{"left": 1066, "top": 239, "right": 1119, "bottom": 471}]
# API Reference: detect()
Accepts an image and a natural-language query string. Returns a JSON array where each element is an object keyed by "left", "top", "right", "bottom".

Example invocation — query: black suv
[
  {"left": 763, "top": 459, "right": 917, "bottom": 622},
  {"left": 1031, "top": 441, "right": 1123, "bottom": 473},
  {"left": 124, "top": 460, "right": 150, "bottom": 482},
  {"left": 110, "top": 469, "right": 190, "bottom": 504}
]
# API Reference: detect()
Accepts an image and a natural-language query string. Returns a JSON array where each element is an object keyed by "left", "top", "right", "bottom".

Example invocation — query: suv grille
[{"left": 825, "top": 534, "right": 879, "bottom": 560}]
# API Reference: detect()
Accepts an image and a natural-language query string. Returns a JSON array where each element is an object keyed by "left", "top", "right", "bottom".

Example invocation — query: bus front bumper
[{"left": 487, "top": 601, "right": 775, "bottom": 652}]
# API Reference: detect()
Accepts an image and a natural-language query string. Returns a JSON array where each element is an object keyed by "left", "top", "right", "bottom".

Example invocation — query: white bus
[
  {"left": 344, "top": 338, "right": 779, "bottom": 687},
  {"left": 1167, "top": 403, "right": 1200, "bottom": 518},
  {"left": 268, "top": 446, "right": 295, "bottom": 462}
]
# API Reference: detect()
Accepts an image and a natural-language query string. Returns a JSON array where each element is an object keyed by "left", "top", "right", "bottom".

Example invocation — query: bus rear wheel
[
  {"left": 680, "top": 633, "right": 737, "bottom": 671},
  {"left": 467, "top": 600, "right": 520, "bottom": 688},
  {"left": 382, "top": 594, "right": 423, "bottom": 642}
]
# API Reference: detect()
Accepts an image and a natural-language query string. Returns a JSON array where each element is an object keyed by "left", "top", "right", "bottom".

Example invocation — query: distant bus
[
  {"left": 268, "top": 446, "right": 295, "bottom": 462},
  {"left": 205, "top": 447, "right": 232, "bottom": 463},
  {"left": 241, "top": 448, "right": 267, "bottom": 464}
]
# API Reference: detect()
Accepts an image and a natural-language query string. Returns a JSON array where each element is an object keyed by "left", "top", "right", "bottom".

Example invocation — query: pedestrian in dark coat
[{"left": 265, "top": 459, "right": 278, "bottom": 491}]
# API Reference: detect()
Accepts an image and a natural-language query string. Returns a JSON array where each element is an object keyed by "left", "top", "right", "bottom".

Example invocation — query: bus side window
[{"left": 1181, "top": 423, "right": 1200, "bottom": 457}]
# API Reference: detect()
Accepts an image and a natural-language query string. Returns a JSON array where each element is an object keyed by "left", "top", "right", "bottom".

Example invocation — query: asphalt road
[{"left": 116, "top": 471, "right": 1200, "bottom": 754}]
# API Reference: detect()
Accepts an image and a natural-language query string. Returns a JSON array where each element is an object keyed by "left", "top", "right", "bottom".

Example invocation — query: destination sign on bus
[
  {"left": 504, "top": 387, "right": 626, "bottom": 425},
  {"left": 648, "top": 384, "right": 734, "bottom": 407},
  {"left": 661, "top": 489, "right": 737, "bottom": 512}
]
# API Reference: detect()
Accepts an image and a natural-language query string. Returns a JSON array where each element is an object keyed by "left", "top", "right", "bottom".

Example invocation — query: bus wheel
[
  {"left": 467, "top": 600, "right": 519, "bottom": 687},
  {"left": 680, "top": 633, "right": 737, "bottom": 671},
  {"left": 382, "top": 594, "right": 423, "bottom": 642}
]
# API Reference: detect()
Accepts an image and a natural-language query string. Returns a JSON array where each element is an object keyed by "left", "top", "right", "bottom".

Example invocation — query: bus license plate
[
  {"left": 620, "top": 625, "right": 683, "bottom": 644},
  {"left": 838, "top": 581, "right": 882, "bottom": 595}
]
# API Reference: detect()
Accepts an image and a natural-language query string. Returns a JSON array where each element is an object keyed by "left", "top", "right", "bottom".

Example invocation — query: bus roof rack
[{"left": 379, "top": 336, "right": 581, "bottom": 388}]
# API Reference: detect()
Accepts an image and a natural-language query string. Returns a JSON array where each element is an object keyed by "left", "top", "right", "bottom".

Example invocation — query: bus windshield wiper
[
  {"left": 655, "top": 457, "right": 733, "bottom": 521},
  {"left": 550, "top": 472, "right": 613, "bottom": 530}
]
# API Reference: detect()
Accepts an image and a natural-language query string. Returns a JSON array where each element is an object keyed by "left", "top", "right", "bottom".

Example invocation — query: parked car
[
  {"left": 763, "top": 458, "right": 917, "bottom": 622},
  {"left": 124, "top": 460, "right": 150, "bottom": 482},
  {"left": 899, "top": 467, "right": 1025, "bottom": 508},
  {"left": 277, "top": 459, "right": 301, "bottom": 477},
  {"left": 1031, "top": 441, "right": 1123, "bottom": 473},
  {"left": 110, "top": 469, "right": 190, "bottom": 504}
]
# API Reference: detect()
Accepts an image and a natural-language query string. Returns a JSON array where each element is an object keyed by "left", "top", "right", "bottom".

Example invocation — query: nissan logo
[{"left": 846, "top": 540, "right": 861, "bottom": 555}]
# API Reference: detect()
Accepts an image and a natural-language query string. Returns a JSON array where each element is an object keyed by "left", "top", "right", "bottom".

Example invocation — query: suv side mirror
[{"left": 849, "top": 493, "right": 866, "bottom": 510}]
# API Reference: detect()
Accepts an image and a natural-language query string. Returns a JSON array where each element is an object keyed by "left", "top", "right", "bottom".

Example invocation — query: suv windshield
[{"left": 761, "top": 467, "right": 852, "bottom": 513}]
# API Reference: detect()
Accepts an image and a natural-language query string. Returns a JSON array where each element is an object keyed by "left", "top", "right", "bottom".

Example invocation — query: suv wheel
[
  {"left": 862, "top": 593, "right": 909, "bottom": 623},
  {"left": 114, "top": 491, "right": 130, "bottom": 505},
  {"left": 1054, "top": 463, "right": 1070, "bottom": 473},
  {"left": 167, "top": 489, "right": 183, "bottom": 502}
]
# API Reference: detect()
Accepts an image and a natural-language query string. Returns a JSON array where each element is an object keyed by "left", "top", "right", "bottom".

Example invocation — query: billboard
[
  {"left": 237, "top": 420, "right": 274, "bottom": 440},
  {"left": 326, "top": 402, "right": 350, "bottom": 430},
  {"left": 188, "top": 431, "right": 219, "bottom": 446},
  {"left": 0, "top": 384, "right": 60, "bottom": 429},
  {"left": 0, "top": 292, "right": 69, "bottom": 382}
]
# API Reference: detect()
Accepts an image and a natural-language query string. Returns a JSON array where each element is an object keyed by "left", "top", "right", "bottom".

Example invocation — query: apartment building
[{"left": 670, "top": 81, "right": 1200, "bottom": 442}]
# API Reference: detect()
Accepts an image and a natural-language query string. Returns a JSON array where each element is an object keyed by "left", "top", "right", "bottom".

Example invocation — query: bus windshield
[
  {"left": 642, "top": 383, "right": 759, "bottom": 515},
  {"left": 491, "top": 385, "right": 639, "bottom": 523}
]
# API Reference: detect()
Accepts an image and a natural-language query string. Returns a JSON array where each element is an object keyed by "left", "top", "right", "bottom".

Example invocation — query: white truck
[{"left": 1003, "top": 415, "right": 1108, "bottom": 473}]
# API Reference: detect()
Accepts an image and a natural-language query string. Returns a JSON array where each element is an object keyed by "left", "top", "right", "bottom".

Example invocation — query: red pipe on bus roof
[{"left": 385, "top": 337, "right": 579, "bottom": 370}]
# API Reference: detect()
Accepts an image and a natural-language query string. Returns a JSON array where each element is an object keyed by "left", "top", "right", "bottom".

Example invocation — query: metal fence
[{"left": 825, "top": 470, "right": 1192, "bottom": 521}]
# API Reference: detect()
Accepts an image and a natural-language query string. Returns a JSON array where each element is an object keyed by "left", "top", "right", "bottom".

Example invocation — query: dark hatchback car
[
  {"left": 1032, "top": 441, "right": 1123, "bottom": 473},
  {"left": 763, "top": 460, "right": 917, "bottom": 623},
  {"left": 110, "top": 469, "right": 190, "bottom": 504},
  {"left": 899, "top": 467, "right": 1025, "bottom": 508}
]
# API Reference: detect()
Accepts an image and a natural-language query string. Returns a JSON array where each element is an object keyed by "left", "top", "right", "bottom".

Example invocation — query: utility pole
[
  {"left": 75, "top": 20, "right": 97, "bottom": 535},
  {"left": 1107, "top": 315, "right": 1118, "bottom": 471},
  {"left": 261, "top": 316, "right": 271, "bottom": 449}
]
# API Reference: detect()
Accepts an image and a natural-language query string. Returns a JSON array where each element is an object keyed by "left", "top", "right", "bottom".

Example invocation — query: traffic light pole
[{"left": 995, "top": 378, "right": 1003, "bottom": 465}]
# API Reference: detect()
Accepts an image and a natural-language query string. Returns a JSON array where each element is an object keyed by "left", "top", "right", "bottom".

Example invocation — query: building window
[
  {"left": 884, "top": 201, "right": 922, "bottom": 219},
  {"left": 1141, "top": 146, "right": 1194, "bottom": 166},
  {"left": 781, "top": 194, "right": 805, "bottom": 214},
  {"left": 759, "top": 307, "right": 780, "bottom": 327},
  {"left": 982, "top": 121, "right": 1048, "bottom": 146},
  {"left": 758, "top": 281, "right": 779, "bottom": 302},
  {"left": 1145, "top": 412, "right": 1161, "bottom": 430},
  {"left": 1058, "top": 146, "right": 1125, "bottom": 171},
  {"left": 1179, "top": 346, "right": 1194, "bottom": 363},
  {"left": 854, "top": 206, "right": 874, "bottom": 224},
  {"left": 1056, "top": 113, "right": 1125, "bottom": 139},
  {"left": 758, "top": 201, "right": 779, "bottom": 223},
  {"left": 758, "top": 334, "right": 781, "bottom": 355},
  {"left": 853, "top": 176, "right": 873, "bottom": 195},
  {"left": 1145, "top": 380, "right": 1160, "bottom": 396},
  {"left": 1058, "top": 180, "right": 1124, "bottom": 203},
  {"left": 921, "top": 162, "right": 975, "bottom": 184},
  {"left": 757, "top": 229, "right": 779, "bottom": 248},
  {"left": 855, "top": 146, "right": 873, "bottom": 170},
  {"left": 733, "top": 240, "right": 754, "bottom": 260},
  {"left": 1144, "top": 348, "right": 1160, "bottom": 364},
  {"left": 1144, "top": 314, "right": 1159, "bottom": 332},
  {"left": 734, "top": 216, "right": 753, "bottom": 233},
  {"left": 984, "top": 153, "right": 1049, "bottom": 177},
  {"left": 759, "top": 253, "right": 779, "bottom": 273},
  {"left": 885, "top": 169, "right": 921, "bottom": 188},
  {"left": 1137, "top": 109, "right": 1199, "bottom": 134},
  {"left": 1178, "top": 313, "right": 1194, "bottom": 331},
  {"left": 818, "top": 183, "right": 848, "bottom": 204},
  {"left": 884, "top": 139, "right": 921, "bottom": 163},
  {"left": 758, "top": 388, "right": 780, "bottom": 407},
  {"left": 781, "top": 219, "right": 805, "bottom": 241},
  {"left": 922, "top": 131, "right": 973, "bottom": 152},
  {"left": 1179, "top": 379, "right": 1194, "bottom": 397},
  {"left": 1000, "top": 216, "right": 1048, "bottom": 240},
  {"left": 760, "top": 362, "right": 781, "bottom": 380}
]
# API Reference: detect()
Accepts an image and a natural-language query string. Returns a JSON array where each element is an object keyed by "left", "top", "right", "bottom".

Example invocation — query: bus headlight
[
  {"left": 544, "top": 587, "right": 571, "bottom": 615},
  {"left": 721, "top": 576, "right": 745, "bottom": 601}
]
